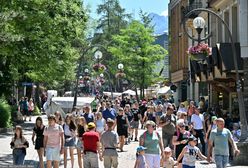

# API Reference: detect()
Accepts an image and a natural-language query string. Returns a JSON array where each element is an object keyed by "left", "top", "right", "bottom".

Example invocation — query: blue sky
[{"left": 84, "top": 0, "right": 169, "bottom": 19}]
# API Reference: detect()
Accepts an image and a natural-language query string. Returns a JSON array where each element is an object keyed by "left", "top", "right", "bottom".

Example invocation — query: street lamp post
[
  {"left": 183, "top": 8, "right": 248, "bottom": 141},
  {"left": 117, "top": 63, "right": 124, "bottom": 92}
]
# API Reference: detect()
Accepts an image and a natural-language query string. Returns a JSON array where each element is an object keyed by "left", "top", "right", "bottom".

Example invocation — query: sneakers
[{"left": 134, "top": 138, "right": 138, "bottom": 142}]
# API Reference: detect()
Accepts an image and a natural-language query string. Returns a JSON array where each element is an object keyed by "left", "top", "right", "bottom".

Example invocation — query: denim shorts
[
  {"left": 64, "top": 137, "right": 75, "bottom": 147},
  {"left": 76, "top": 139, "right": 83, "bottom": 150},
  {"left": 46, "top": 147, "right": 60, "bottom": 161},
  {"left": 214, "top": 155, "right": 229, "bottom": 168}
]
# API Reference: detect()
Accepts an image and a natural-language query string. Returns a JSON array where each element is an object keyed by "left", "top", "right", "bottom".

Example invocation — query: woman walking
[
  {"left": 63, "top": 114, "right": 76, "bottom": 168},
  {"left": 28, "top": 98, "right": 34, "bottom": 121},
  {"left": 116, "top": 107, "right": 130, "bottom": 152},
  {"left": 10, "top": 125, "right": 29, "bottom": 165},
  {"left": 139, "top": 120, "right": 164, "bottom": 168},
  {"left": 76, "top": 117, "right": 86, "bottom": 168},
  {"left": 32, "top": 117, "right": 45, "bottom": 168},
  {"left": 172, "top": 120, "right": 191, "bottom": 168}
]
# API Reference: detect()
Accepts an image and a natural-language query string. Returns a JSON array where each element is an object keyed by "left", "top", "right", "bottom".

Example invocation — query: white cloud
[{"left": 161, "top": 9, "right": 168, "bottom": 17}]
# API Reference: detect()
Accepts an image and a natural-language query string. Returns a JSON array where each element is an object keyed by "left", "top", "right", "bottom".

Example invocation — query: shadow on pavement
[{"left": 0, "top": 153, "right": 13, "bottom": 166}]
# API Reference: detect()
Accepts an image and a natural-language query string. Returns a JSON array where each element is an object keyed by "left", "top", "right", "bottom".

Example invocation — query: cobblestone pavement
[{"left": 0, "top": 115, "right": 247, "bottom": 168}]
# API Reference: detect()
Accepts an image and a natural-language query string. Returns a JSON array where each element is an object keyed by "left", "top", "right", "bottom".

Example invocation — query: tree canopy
[
  {"left": 0, "top": 0, "right": 88, "bottom": 97},
  {"left": 109, "top": 20, "right": 167, "bottom": 97}
]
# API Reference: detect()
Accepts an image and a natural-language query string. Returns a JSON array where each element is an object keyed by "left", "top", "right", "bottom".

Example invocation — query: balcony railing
[{"left": 182, "top": 1, "right": 203, "bottom": 19}]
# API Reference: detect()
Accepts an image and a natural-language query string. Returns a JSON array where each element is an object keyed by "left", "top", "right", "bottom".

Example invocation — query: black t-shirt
[
  {"left": 125, "top": 111, "right": 133, "bottom": 122},
  {"left": 116, "top": 115, "right": 128, "bottom": 130},
  {"left": 139, "top": 105, "right": 147, "bottom": 117},
  {"left": 174, "top": 130, "right": 191, "bottom": 158},
  {"left": 33, "top": 126, "right": 44, "bottom": 138},
  {"left": 77, "top": 125, "right": 85, "bottom": 138},
  {"left": 132, "top": 109, "right": 140, "bottom": 121}
]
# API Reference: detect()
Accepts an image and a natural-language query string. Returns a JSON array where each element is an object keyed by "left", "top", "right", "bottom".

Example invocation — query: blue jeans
[
  {"left": 183, "top": 165, "right": 195, "bottom": 168},
  {"left": 215, "top": 155, "right": 229, "bottom": 168},
  {"left": 13, "top": 149, "right": 25, "bottom": 165}
]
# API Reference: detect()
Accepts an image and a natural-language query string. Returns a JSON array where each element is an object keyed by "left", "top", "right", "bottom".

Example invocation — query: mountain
[{"left": 149, "top": 13, "right": 168, "bottom": 35}]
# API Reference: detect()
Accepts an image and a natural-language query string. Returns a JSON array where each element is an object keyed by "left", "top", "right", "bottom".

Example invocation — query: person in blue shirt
[
  {"left": 102, "top": 102, "right": 117, "bottom": 121},
  {"left": 208, "top": 118, "right": 240, "bottom": 168},
  {"left": 83, "top": 105, "right": 95, "bottom": 124}
]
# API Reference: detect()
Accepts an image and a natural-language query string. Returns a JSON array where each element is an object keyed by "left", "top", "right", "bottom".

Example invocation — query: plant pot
[{"left": 190, "top": 53, "right": 207, "bottom": 61}]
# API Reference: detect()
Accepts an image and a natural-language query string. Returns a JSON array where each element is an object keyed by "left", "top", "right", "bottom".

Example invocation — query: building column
[{"left": 239, "top": 0, "right": 248, "bottom": 122}]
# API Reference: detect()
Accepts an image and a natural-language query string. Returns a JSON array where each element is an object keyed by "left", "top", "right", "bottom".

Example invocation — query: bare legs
[
  {"left": 37, "top": 148, "right": 44, "bottom": 168},
  {"left": 119, "top": 136, "right": 125, "bottom": 151},
  {"left": 64, "top": 147, "right": 74, "bottom": 168},
  {"left": 77, "top": 148, "right": 82, "bottom": 168}
]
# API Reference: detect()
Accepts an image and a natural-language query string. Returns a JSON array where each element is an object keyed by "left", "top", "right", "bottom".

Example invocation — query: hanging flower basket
[
  {"left": 115, "top": 72, "right": 126, "bottom": 78},
  {"left": 92, "top": 63, "right": 106, "bottom": 72},
  {"left": 83, "top": 76, "right": 90, "bottom": 81},
  {"left": 187, "top": 43, "right": 211, "bottom": 61}
]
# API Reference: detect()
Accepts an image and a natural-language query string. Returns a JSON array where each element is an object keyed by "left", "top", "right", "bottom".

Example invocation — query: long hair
[
  {"left": 65, "top": 114, "right": 76, "bottom": 131},
  {"left": 14, "top": 125, "right": 24, "bottom": 142},
  {"left": 35, "top": 116, "right": 43, "bottom": 129}
]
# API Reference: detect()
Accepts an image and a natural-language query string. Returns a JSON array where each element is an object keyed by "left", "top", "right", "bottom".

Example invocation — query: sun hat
[
  {"left": 136, "top": 146, "right": 147, "bottom": 152},
  {"left": 107, "top": 118, "right": 115, "bottom": 123},
  {"left": 145, "top": 120, "right": 156, "bottom": 127},
  {"left": 87, "top": 122, "right": 96, "bottom": 129}
]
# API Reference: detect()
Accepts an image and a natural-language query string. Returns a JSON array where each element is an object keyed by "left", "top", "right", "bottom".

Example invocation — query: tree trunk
[{"left": 35, "top": 82, "right": 40, "bottom": 110}]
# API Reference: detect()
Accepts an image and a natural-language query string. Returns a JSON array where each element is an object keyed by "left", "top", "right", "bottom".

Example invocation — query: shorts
[
  {"left": 117, "top": 129, "right": 128, "bottom": 138},
  {"left": 46, "top": 147, "right": 60, "bottom": 161},
  {"left": 130, "top": 121, "right": 139, "bottom": 129},
  {"left": 84, "top": 151, "right": 99, "bottom": 168},
  {"left": 76, "top": 139, "right": 83, "bottom": 150},
  {"left": 35, "top": 137, "right": 44, "bottom": 150},
  {"left": 144, "top": 154, "right": 160, "bottom": 168},
  {"left": 64, "top": 137, "right": 75, "bottom": 147}
]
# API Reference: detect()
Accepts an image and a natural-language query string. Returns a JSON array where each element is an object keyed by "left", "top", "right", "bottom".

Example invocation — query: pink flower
[{"left": 187, "top": 43, "right": 211, "bottom": 56}]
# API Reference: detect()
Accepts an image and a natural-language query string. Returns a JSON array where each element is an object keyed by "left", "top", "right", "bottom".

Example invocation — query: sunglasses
[{"left": 179, "top": 125, "right": 185, "bottom": 128}]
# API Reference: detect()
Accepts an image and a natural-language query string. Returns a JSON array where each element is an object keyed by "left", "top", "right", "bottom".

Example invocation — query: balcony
[{"left": 182, "top": 1, "right": 203, "bottom": 19}]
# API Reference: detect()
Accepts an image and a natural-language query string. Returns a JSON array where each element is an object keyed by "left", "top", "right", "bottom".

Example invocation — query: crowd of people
[{"left": 11, "top": 95, "right": 241, "bottom": 168}]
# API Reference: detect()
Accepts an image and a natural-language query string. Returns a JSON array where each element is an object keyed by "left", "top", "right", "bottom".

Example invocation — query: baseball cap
[
  {"left": 87, "top": 122, "right": 96, "bottom": 129},
  {"left": 136, "top": 146, "right": 147, "bottom": 152},
  {"left": 188, "top": 135, "right": 197, "bottom": 142},
  {"left": 211, "top": 116, "right": 217, "bottom": 122},
  {"left": 164, "top": 147, "right": 172, "bottom": 152}
]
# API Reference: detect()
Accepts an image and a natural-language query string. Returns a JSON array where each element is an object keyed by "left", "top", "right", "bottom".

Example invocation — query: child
[
  {"left": 177, "top": 136, "right": 208, "bottom": 168},
  {"left": 134, "top": 146, "right": 149, "bottom": 168},
  {"left": 162, "top": 147, "right": 176, "bottom": 168}
]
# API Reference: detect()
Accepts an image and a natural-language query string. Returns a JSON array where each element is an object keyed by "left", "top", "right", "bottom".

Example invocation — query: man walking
[
  {"left": 159, "top": 104, "right": 177, "bottom": 148},
  {"left": 101, "top": 118, "right": 119, "bottom": 168},
  {"left": 43, "top": 115, "right": 64, "bottom": 168},
  {"left": 82, "top": 122, "right": 103, "bottom": 168},
  {"left": 208, "top": 118, "right": 240, "bottom": 168},
  {"left": 191, "top": 107, "right": 206, "bottom": 155}
]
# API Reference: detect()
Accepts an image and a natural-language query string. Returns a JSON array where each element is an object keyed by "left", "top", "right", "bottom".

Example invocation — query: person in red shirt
[{"left": 82, "top": 122, "right": 103, "bottom": 168}]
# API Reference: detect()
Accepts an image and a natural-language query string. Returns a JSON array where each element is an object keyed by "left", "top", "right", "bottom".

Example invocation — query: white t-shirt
[
  {"left": 191, "top": 114, "right": 204, "bottom": 130},
  {"left": 182, "top": 145, "right": 200, "bottom": 166}
]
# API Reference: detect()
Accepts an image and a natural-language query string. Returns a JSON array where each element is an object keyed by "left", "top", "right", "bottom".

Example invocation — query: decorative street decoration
[
  {"left": 187, "top": 43, "right": 211, "bottom": 61},
  {"left": 92, "top": 63, "right": 106, "bottom": 72}
]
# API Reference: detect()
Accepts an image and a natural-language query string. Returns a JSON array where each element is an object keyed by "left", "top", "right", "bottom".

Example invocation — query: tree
[
  {"left": 0, "top": 0, "right": 88, "bottom": 100},
  {"left": 109, "top": 21, "right": 167, "bottom": 98}
]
